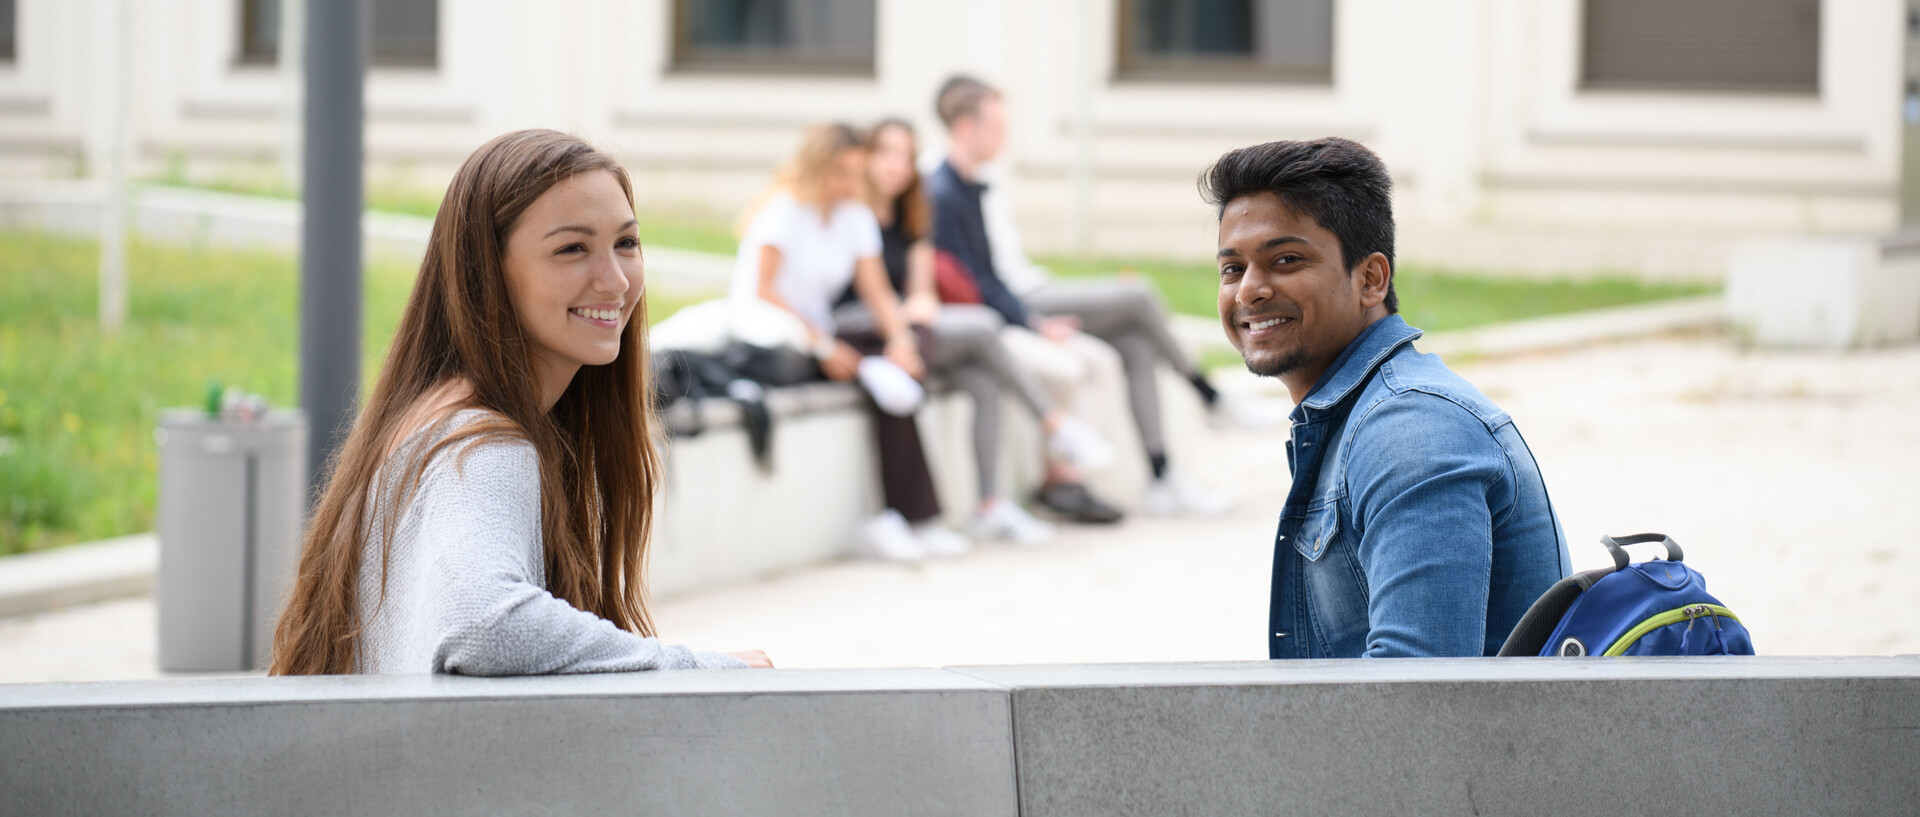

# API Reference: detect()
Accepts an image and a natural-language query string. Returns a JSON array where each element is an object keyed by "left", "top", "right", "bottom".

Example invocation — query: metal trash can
[{"left": 155, "top": 409, "right": 307, "bottom": 671}]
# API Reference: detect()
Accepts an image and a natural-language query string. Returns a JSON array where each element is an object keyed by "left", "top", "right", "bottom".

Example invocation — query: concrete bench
[
  {"left": 648, "top": 370, "right": 1205, "bottom": 597},
  {"left": 4, "top": 657, "right": 1914, "bottom": 816}
]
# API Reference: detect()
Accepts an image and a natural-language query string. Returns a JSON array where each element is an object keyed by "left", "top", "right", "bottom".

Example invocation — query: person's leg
[
  {"left": 998, "top": 324, "right": 1087, "bottom": 410},
  {"left": 928, "top": 305, "right": 1053, "bottom": 419},
  {"left": 1026, "top": 279, "right": 1220, "bottom": 406},
  {"left": 838, "top": 325, "right": 942, "bottom": 524},
  {"left": 947, "top": 363, "right": 1001, "bottom": 501},
  {"left": 1107, "top": 331, "right": 1170, "bottom": 479}
]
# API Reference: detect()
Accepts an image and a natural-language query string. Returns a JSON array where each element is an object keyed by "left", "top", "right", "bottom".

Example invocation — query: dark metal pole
[{"left": 300, "top": 0, "right": 364, "bottom": 502}]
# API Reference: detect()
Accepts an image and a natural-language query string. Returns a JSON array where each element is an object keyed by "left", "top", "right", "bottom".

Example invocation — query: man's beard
[{"left": 1244, "top": 344, "right": 1309, "bottom": 378}]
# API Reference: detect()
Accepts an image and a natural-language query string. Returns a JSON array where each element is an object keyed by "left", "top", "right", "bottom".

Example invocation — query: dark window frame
[
  {"left": 668, "top": 0, "right": 877, "bottom": 77},
  {"left": 231, "top": 0, "right": 439, "bottom": 70},
  {"left": 370, "top": 0, "right": 438, "bottom": 70},
  {"left": 236, "top": 0, "right": 277, "bottom": 66},
  {"left": 1578, "top": 0, "right": 1821, "bottom": 95},
  {"left": 1114, "top": 0, "right": 1335, "bottom": 84},
  {"left": 1, "top": 0, "right": 19, "bottom": 63}
]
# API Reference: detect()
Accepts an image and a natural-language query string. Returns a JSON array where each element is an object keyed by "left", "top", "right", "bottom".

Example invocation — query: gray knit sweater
[{"left": 354, "top": 410, "right": 746, "bottom": 674}]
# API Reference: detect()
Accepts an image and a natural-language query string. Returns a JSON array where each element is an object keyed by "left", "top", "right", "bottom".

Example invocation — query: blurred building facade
[{"left": 0, "top": 0, "right": 1906, "bottom": 277}]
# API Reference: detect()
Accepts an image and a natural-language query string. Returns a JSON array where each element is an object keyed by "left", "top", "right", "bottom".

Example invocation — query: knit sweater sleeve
[{"left": 411, "top": 436, "right": 747, "bottom": 675}]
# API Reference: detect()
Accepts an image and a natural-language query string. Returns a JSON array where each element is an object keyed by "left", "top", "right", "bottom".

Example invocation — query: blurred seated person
[
  {"left": 837, "top": 117, "right": 1123, "bottom": 538},
  {"left": 729, "top": 122, "right": 964, "bottom": 561},
  {"left": 929, "top": 75, "right": 1233, "bottom": 517}
]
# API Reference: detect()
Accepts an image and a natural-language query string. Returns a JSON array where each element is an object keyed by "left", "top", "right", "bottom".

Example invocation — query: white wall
[{"left": 0, "top": 0, "right": 1903, "bottom": 278}]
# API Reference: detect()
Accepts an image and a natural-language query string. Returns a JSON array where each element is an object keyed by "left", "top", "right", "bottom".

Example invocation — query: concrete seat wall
[
  {"left": 3, "top": 657, "right": 1915, "bottom": 816},
  {"left": 650, "top": 369, "right": 1205, "bottom": 597}
]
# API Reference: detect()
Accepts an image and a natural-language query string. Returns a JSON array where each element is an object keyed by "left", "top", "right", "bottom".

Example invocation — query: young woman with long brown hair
[{"left": 271, "top": 130, "right": 768, "bottom": 675}]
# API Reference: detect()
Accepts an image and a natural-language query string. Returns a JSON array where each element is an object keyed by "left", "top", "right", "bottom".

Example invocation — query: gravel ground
[{"left": 2, "top": 331, "right": 1914, "bottom": 682}]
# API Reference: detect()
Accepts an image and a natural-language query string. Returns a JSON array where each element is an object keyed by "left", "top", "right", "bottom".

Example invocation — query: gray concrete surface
[
  {"left": 0, "top": 534, "right": 154, "bottom": 619},
  {"left": 0, "top": 668, "right": 1019, "bottom": 817},
  {"left": 4, "top": 658, "right": 1914, "bottom": 817},
  {"left": 961, "top": 657, "right": 1920, "bottom": 817}
]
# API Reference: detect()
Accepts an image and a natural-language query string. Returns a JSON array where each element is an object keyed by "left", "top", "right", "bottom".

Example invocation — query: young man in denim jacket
[{"left": 1203, "top": 138, "right": 1570, "bottom": 658}]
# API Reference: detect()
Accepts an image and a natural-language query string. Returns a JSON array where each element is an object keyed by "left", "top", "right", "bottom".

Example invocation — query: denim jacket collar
[{"left": 1292, "top": 315, "right": 1422, "bottom": 421}]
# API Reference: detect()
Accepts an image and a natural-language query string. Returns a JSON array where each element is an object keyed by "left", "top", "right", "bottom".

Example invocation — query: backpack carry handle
[{"left": 1600, "top": 533, "right": 1683, "bottom": 570}]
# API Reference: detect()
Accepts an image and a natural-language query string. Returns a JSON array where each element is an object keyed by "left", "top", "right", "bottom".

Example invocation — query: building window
[
  {"left": 1581, "top": 0, "right": 1819, "bottom": 93},
  {"left": 672, "top": 0, "right": 876, "bottom": 75},
  {"left": 371, "top": 0, "right": 437, "bottom": 68},
  {"left": 234, "top": 0, "right": 438, "bottom": 69},
  {"left": 0, "top": 0, "right": 18, "bottom": 63},
  {"left": 1117, "top": 0, "right": 1334, "bottom": 83},
  {"left": 238, "top": 0, "right": 279, "bottom": 65}
]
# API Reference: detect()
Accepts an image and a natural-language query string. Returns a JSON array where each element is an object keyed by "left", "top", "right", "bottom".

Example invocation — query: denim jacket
[{"left": 1271, "top": 316, "right": 1569, "bottom": 659}]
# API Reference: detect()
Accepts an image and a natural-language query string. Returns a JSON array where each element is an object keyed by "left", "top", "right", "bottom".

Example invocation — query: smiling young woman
[{"left": 270, "top": 129, "right": 768, "bottom": 675}]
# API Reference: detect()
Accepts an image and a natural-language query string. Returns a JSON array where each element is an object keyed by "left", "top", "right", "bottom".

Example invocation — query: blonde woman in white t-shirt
[{"left": 730, "top": 122, "right": 964, "bottom": 561}]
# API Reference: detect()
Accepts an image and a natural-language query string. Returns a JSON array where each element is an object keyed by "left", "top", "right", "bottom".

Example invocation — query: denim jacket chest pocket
[{"left": 1286, "top": 498, "right": 1371, "bottom": 657}]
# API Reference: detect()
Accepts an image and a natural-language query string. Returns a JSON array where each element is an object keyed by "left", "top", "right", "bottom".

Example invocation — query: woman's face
[
  {"left": 866, "top": 125, "right": 916, "bottom": 200},
  {"left": 822, "top": 147, "right": 867, "bottom": 203},
  {"left": 501, "top": 169, "right": 643, "bottom": 397}
]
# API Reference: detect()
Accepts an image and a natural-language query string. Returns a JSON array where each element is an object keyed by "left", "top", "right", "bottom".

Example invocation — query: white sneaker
[
  {"left": 913, "top": 522, "right": 973, "bottom": 558},
  {"left": 969, "top": 498, "right": 1055, "bottom": 546},
  {"left": 1141, "top": 470, "right": 1235, "bottom": 517},
  {"left": 1047, "top": 416, "right": 1115, "bottom": 469},
  {"left": 857, "top": 509, "right": 924, "bottom": 562},
  {"left": 857, "top": 357, "right": 926, "bottom": 417}
]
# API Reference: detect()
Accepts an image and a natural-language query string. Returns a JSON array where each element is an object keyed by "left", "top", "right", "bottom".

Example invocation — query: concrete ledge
[
  {"left": 0, "top": 534, "right": 156, "bottom": 618},
  {"left": 2, "top": 658, "right": 1914, "bottom": 816},
  {"left": 959, "top": 657, "right": 1920, "bottom": 817},
  {"left": 0, "top": 668, "right": 1020, "bottom": 817}
]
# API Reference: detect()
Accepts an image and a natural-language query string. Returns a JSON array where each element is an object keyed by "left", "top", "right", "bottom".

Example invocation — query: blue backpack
[{"left": 1498, "top": 533, "right": 1754, "bottom": 657}]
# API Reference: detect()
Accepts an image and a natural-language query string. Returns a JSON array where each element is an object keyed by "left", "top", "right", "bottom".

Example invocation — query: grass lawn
[
  {"left": 0, "top": 231, "right": 702, "bottom": 555},
  {"left": 1, "top": 224, "right": 1712, "bottom": 555}
]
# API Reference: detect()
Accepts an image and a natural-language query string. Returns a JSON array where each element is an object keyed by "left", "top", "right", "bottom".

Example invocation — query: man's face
[
  {"left": 959, "top": 97, "right": 1008, "bottom": 163},
  {"left": 1217, "top": 192, "right": 1387, "bottom": 396}
]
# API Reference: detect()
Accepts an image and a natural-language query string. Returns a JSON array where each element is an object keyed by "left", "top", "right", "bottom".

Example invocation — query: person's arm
[
  {"left": 756, "top": 245, "right": 823, "bottom": 342},
  {"left": 759, "top": 243, "right": 859, "bottom": 379},
  {"left": 930, "top": 184, "right": 1030, "bottom": 328},
  {"left": 902, "top": 238, "right": 939, "bottom": 325},
  {"left": 1345, "top": 392, "right": 1505, "bottom": 658},
  {"left": 852, "top": 254, "right": 923, "bottom": 378},
  {"left": 416, "top": 438, "right": 752, "bottom": 674}
]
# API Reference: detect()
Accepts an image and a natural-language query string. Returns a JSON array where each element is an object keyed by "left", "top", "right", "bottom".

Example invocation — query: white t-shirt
[{"left": 729, "top": 191, "right": 882, "bottom": 335}]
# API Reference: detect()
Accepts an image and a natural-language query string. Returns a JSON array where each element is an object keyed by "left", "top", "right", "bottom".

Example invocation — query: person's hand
[
  {"left": 819, "top": 340, "right": 862, "bottom": 382},
  {"left": 903, "top": 293, "right": 941, "bottom": 326},
  {"left": 1036, "top": 315, "right": 1080, "bottom": 343},
  {"left": 725, "top": 650, "right": 774, "bottom": 668},
  {"left": 885, "top": 335, "right": 925, "bottom": 379}
]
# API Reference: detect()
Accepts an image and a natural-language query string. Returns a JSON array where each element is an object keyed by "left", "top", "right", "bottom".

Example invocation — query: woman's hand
[
  {"left": 903, "top": 292, "right": 940, "bottom": 326},
  {"left": 1036, "top": 315, "right": 1080, "bottom": 343},
  {"left": 885, "top": 334, "right": 925, "bottom": 379},
  {"left": 725, "top": 650, "right": 774, "bottom": 668},
  {"left": 820, "top": 340, "right": 863, "bottom": 382}
]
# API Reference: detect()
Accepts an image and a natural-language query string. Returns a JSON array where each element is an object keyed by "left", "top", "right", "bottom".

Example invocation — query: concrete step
[{"left": 0, "top": 534, "right": 156, "bottom": 619}]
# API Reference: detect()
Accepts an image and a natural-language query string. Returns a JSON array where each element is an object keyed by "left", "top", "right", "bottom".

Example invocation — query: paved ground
[{"left": 3, "top": 331, "right": 1915, "bottom": 682}]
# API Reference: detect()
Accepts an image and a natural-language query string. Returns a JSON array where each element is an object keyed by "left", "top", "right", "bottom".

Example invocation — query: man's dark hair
[
  {"left": 935, "top": 75, "right": 1000, "bottom": 129},
  {"left": 1199, "top": 137, "right": 1398, "bottom": 314}
]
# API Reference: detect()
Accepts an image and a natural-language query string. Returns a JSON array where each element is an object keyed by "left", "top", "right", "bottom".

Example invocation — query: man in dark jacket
[{"left": 928, "top": 74, "right": 1236, "bottom": 519}]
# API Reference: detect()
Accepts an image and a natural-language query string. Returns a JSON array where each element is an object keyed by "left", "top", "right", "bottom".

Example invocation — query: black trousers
[{"left": 836, "top": 324, "right": 941, "bottom": 524}]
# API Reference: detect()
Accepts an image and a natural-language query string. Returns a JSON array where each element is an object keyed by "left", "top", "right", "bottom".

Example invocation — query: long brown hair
[
  {"left": 866, "top": 118, "right": 931, "bottom": 241},
  {"left": 270, "top": 129, "right": 663, "bottom": 675}
]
